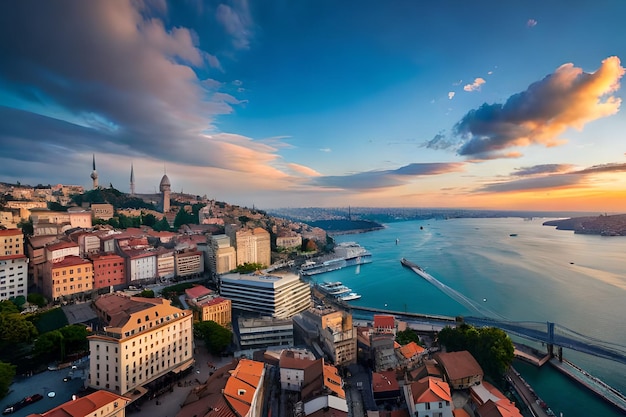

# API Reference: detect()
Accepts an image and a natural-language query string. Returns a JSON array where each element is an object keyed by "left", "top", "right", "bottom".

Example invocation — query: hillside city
[{"left": 0, "top": 172, "right": 609, "bottom": 417}]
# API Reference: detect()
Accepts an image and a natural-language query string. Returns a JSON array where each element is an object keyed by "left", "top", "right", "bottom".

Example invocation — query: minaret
[
  {"left": 130, "top": 164, "right": 135, "bottom": 196},
  {"left": 159, "top": 171, "right": 171, "bottom": 213},
  {"left": 90, "top": 154, "right": 99, "bottom": 189}
]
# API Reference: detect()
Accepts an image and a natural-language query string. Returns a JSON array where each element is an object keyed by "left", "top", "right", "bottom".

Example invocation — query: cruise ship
[
  {"left": 318, "top": 281, "right": 351, "bottom": 296},
  {"left": 300, "top": 242, "right": 372, "bottom": 276}
]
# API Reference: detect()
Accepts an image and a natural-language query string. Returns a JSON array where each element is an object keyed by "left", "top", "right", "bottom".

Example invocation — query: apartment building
[
  {"left": 175, "top": 250, "right": 204, "bottom": 278},
  {"left": 0, "top": 228, "right": 23, "bottom": 256},
  {"left": 297, "top": 306, "right": 357, "bottom": 366},
  {"left": 88, "top": 293, "right": 194, "bottom": 396},
  {"left": 226, "top": 226, "right": 271, "bottom": 268},
  {"left": 45, "top": 255, "right": 93, "bottom": 301},
  {"left": 220, "top": 272, "right": 311, "bottom": 319},
  {"left": 0, "top": 228, "right": 28, "bottom": 301},
  {"left": 91, "top": 253, "right": 127, "bottom": 290},
  {"left": 207, "top": 234, "right": 236, "bottom": 276},
  {"left": 185, "top": 285, "right": 231, "bottom": 327}
]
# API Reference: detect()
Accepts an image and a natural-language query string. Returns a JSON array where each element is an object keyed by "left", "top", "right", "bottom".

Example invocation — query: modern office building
[
  {"left": 220, "top": 272, "right": 311, "bottom": 319},
  {"left": 236, "top": 316, "right": 294, "bottom": 351},
  {"left": 88, "top": 293, "right": 194, "bottom": 396}
]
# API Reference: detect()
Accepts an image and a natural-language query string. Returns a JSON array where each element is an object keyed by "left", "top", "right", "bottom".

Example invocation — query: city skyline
[{"left": 1, "top": 1, "right": 625, "bottom": 211}]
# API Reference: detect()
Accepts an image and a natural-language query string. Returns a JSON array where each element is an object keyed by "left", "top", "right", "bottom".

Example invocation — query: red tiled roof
[
  {"left": 52, "top": 255, "right": 91, "bottom": 268},
  {"left": 372, "top": 371, "right": 399, "bottom": 393},
  {"left": 223, "top": 359, "right": 264, "bottom": 417},
  {"left": 46, "top": 240, "right": 79, "bottom": 251},
  {"left": 476, "top": 399, "right": 524, "bottom": 417},
  {"left": 185, "top": 285, "right": 212, "bottom": 300},
  {"left": 374, "top": 314, "right": 395, "bottom": 329},
  {"left": 27, "top": 390, "right": 129, "bottom": 417},
  {"left": 0, "top": 254, "right": 27, "bottom": 261},
  {"left": 0, "top": 229, "right": 22, "bottom": 236},
  {"left": 435, "top": 351, "right": 483, "bottom": 381}
]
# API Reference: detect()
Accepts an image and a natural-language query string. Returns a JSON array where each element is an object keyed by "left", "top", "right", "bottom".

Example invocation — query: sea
[{"left": 313, "top": 217, "right": 626, "bottom": 417}]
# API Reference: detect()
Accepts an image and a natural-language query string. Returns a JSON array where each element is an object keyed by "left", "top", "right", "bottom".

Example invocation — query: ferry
[
  {"left": 300, "top": 242, "right": 372, "bottom": 276},
  {"left": 318, "top": 281, "right": 351, "bottom": 296}
]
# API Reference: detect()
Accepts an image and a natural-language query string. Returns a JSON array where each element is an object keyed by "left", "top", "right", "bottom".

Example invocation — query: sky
[{"left": 1, "top": 1, "right": 626, "bottom": 212}]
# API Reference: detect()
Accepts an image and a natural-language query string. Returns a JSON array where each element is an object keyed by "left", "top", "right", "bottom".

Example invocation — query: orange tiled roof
[
  {"left": 223, "top": 359, "right": 264, "bottom": 417},
  {"left": 52, "top": 255, "right": 91, "bottom": 268},
  {"left": 27, "top": 390, "right": 129, "bottom": 417},
  {"left": 185, "top": 285, "right": 213, "bottom": 300},
  {"left": 372, "top": 371, "right": 399, "bottom": 393},
  {"left": 0, "top": 254, "right": 27, "bottom": 261},
  {"left": 476, "top": 399, "right": 523, "bottom": 417},
  {"left": 46, "top": 240, "right": 79, "bottom": 251},
  {"left": 398, "top": 341, "right": 426, "bottom": 359},
  {"left": 410, "top": 377, "right": 451, "bottom": 403},
  {"left": 435, "top": 351, "right": 483, "bottom": 381}
]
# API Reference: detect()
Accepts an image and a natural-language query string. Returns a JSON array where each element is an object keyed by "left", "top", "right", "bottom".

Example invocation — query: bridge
[{"left": 346, "top": 304, "right": 626, "bottom": 365}]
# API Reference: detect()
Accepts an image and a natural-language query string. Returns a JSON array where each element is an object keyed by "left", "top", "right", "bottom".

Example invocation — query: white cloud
[
  {"left": 448, "top": 92, "right": 455, "bottom": 100},
  {"left": 527, "top": 19, "right": 538, "bottom": 28},
  {"left": 463, "top": 78, "right": 486, "bottom": 92}
]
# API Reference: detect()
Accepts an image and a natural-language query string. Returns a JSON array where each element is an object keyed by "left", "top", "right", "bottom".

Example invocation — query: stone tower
[
  {"left": 90, "top": 154, "right": 99, "bottom": 189},
  {"left": 130, "top": 164, "right": 135, "bottom": 196},
  {"left": 159, "top": 173, "right": 171, "bottom": 213}
]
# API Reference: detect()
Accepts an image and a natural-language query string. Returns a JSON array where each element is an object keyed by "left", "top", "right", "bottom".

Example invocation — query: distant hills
[{"left": 543, "top": 214, "right": 626, "bottom": 236}]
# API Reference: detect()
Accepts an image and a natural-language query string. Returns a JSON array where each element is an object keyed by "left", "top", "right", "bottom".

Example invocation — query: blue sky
[{"left": 1, "top": 1, "right": 626, "bottom": 211}]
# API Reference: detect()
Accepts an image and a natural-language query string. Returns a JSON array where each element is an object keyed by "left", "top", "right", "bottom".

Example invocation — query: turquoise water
[{"left": 316, "top": 218, "right": 626, "bottom": 417}]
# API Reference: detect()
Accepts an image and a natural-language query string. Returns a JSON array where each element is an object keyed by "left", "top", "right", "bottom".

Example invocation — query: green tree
[
  {"left": 139, "top": 289, "right": 155, "bottom": 298},
  {"left": 395, "top": 328, "right": 423, "bottom": 346},
  {"left": 0, "top": 361, "right": 16, "bottom": 399},
  {"left": 437, "top": 324, "right": 514, "bottom": 384},
  {"left": 153, "top": 217, "right": 171, "bottom": 231},
  {"left": 34, "top": 330, "right": 64, "bottom": 361},
  {"left": 0, "top": 313, "right": 38, "bottom": 344},
  {"left": 27, "top": 293, "right": 48, "bottom": 308},
  {"left": 48, "top": 202, "right": 68, "bottom": 212},
  {"left": 234, "top": 262, "right": 264, "bottom": 273},
  {"left": 194, "top": 321, "right": 232, "bottom": 355},
  {"left": 174, "top": 208, "right": 195, "bottom": 229},
  {"left": 17, "top": 219, "right": 33, "bottom": 236},
  {"left": 0, "top": 300, "right": 19, "bottom": 314},
  {"left": 60, "top": 325, "right": 89, "bottom": 356},
  {"left": 142, "top": 213, "right": 157, "bottom": 227}
]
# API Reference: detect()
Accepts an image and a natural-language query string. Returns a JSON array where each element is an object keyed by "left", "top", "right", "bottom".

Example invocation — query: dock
[
  {"left": 514, "top": 343, "right": 551, "bottom": 367},
  {"left": 550, "top": 358, "right": 626, "bottom": 413}
]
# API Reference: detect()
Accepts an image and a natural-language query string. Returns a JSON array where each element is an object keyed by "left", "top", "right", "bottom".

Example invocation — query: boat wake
[{"left": 402, "top": 258, "right": 508, "bottom": 320}]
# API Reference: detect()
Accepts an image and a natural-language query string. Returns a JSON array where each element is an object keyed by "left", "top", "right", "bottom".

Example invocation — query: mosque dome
[{"left": 159, "top": 174, "right": 171, "bottom": 191}]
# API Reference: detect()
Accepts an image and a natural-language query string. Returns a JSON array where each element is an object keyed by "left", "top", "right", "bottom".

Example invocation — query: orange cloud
[{"left": 454, "top": 56, "right": 625, "bottom": 159}]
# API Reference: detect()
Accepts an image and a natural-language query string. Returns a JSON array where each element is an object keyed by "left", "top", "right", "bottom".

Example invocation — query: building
[
  {"left": 435, "top": 351, "right": 484, "bottom": 390},
  {"left": 220, "top": 272, "right": 311, "bottom": 319},
  {"left": 92, "top": 203, "right": 115, "bottom": 221},
  {"left": 0, "top": 254, "right": 28, "bottom": 301},
  {"left": 236, "top": 316, "right": 294, "bottom": 351},
  {"left": 159, "top": 174, "right": 171, "bottom": 213},
  {"left": 275, "top": 233, "right": 302, "bottom": 250},
  {"left": 185, "top": 285, "right": 232, "bottom": 327},
  {"left": 372, "top": 371, "right": 402, "bottom": 404},
  {"left": 0, "top": 228, "right": 23, "bottom": 256},
  {"left": 156, "top": 249, "right": 175, "bottom": 280},
  {"left": 91, "top": 154, "right": 99, "bottom": 189},
  {"left": 88, "top": 293, "right": 194, "bottom": 396},
  {"left": 470, "top": 380, "right": 523, "bottom": 417},
  {"left": 45, "top": 255, "right": 93, "bottom": 301},
  {"left": 279, "top": 349, "right": 317, "bottom": 392},
  {"left": 175, "top": 250, "right": 204, "bottom": 278},
  {"left": 27, "top": 390, "right": 130, "bottom": 417},
  {"left": 67, "top": 207, "right": 93, "bottom": 229},
  {"left": 227, "top": 226, "right": 271, "bottom": 268},
  {"left": 404, "top": 377, "right": 453, "bottom": 417},
  {"left": 124, "top": 249, "right": 157, "bottom": 283},
  {"left": 373, "top": 314, "right": 397, "bottom": 337},
  {"left": 25, "top": 235, "right": 57, "bottom": 290},
  {"left": 207, "top": 234, "right": 236, "bottom": 276},
  {"left": 296, "top": 306, "right": 357, "bottom": 366},
  {"left": 45, "top": 240, "right": 80, "bottom": 263},
  {"left": 91, "top": 253, "right": 127, "bottom": 290},
  {"left": 396, "top": 341, "right": 427, "bottom": 370}
]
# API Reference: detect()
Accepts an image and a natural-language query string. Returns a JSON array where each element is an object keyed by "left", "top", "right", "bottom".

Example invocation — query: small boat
[
  {"left": 509, "top": 233, "right": 518, "bottom": 237},
  {"left": 3, "top": 394, "right": 43, "bottom": 414},
  {"left": 318, "top": 282, "right": 351, "bottom": 296}
]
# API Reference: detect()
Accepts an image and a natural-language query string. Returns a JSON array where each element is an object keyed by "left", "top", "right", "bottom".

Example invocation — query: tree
[
  {"left": 0, "top": 361, "right": 16, "bottom": 399},
  {"left": 59, "top": 325, "right": 89, "bottom": 356},
  {"left": 34, "top": 330, "right": 64, "bottom": 361},
  {"left": 437, "top": 323, "right": 514, "bottom": 384},
  {"left": 153, "top": 217, "right": 171, "bottom": 231},
  {"left": 27, "top": 293, "right": 47, "bottom": 308},
  {"left": 17, "top": 219, "right": 33, "bottom": 236},
  {"left": 139, "top": 289, "right": 155, "bottom": 298},
  {"left": 395, "top": 328, "right": 423, "bottom": 346},
  {"left": 174, "top": 208, "right": 195, "bottom": 229},
  {"left": 234, "top": 262, "right": 264, "bottom": 273},
  {"left": 0, "top": 313, "right": 38, "bottom": 344},
  {"left": 194, "top": 321, "right": 232, "bottom": 355},
  {"left": 142, "top": 213, "right": 157, "bottom": 227}
]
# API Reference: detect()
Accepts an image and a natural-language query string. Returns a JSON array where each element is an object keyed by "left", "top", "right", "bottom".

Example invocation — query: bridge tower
[{"left": 547, "top": 321, "right": 555, "bottom": 357}]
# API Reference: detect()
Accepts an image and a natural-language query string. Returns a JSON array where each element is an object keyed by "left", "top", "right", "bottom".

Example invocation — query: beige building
[
  {"left": 68, "top": 207, "right": 93, "bottom": 228},
  {"left": 184, "top": 285, "right": 232, "bottom": 327},
  {"left": 45, "top": 255, "right": 93, "bottom": 301},
  {"left": 298, "top": 306, "right": 357, "bottom": 366},
  {"left": 88, "top": 293, "right": 194, "bottom": 396},
  {"left": 0, "top": 228, "right": 23, "bottom": 256},
  {"left": 156, "top": 249, "right": 175, "bottom": 280},
  {"left": 276, "top": 233, "right": 302, "bottom": 250},
  {"left": 207, "top": 234, "right": 236, "bottom": 276},
  {"left": 0, "top": 211, "right": 17, "bottom": 229},
  {"left": 226, "top": 226, "right": 271, "bottom": 268},
  {"left": 175, "top": 250, "right": 204, "bottom": 278},
  {"left": 92, "top": 203, "right": 115, "bottom": 220}
]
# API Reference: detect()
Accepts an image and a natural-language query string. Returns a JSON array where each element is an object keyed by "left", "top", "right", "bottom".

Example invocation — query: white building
[
  {"left": 404, "top": 377, "right": 453, "bottom": 417},
  {"left": 220, "top": 272, "right": 311, "bottom": 319},
  {"left": 0, "top": 255, "right": 28, "bottom": 301},
  {"left": 125, "top": 250, "right": 157, "bottom": 282}
]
